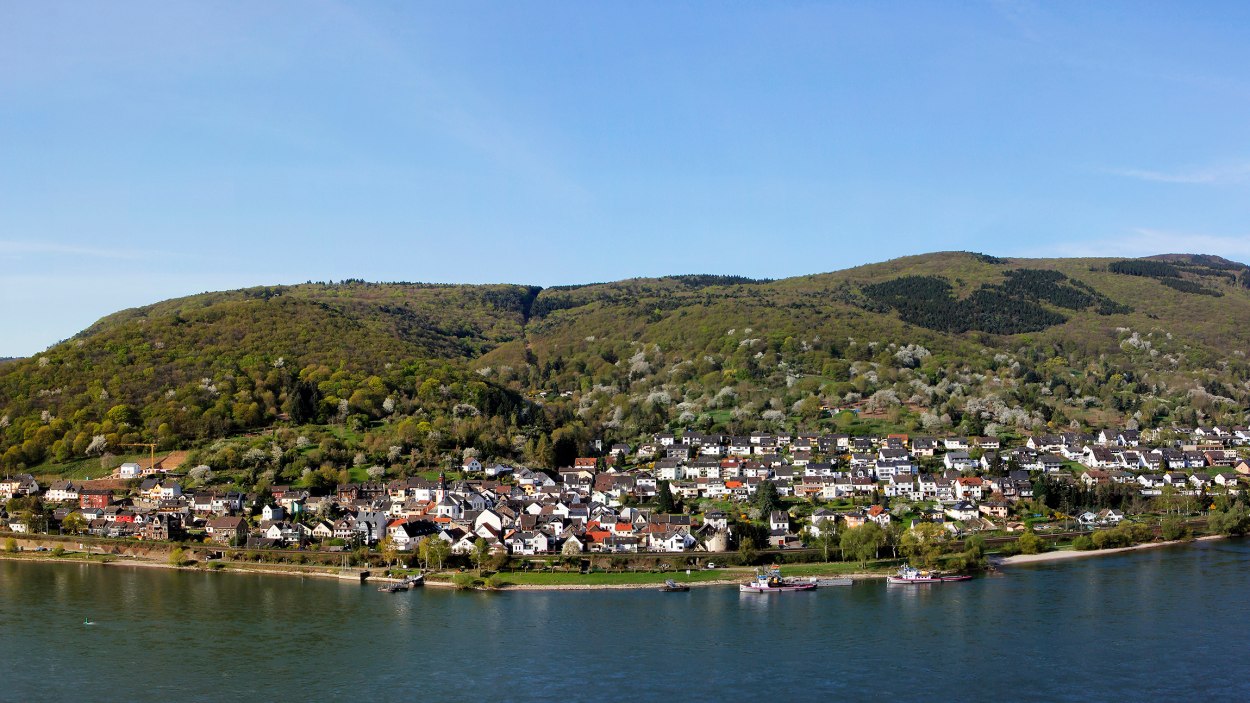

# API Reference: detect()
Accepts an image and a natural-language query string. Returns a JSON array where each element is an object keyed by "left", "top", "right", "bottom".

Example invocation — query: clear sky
[{"left": 3, "top": 1, "right": 1250, "bottom": 357}]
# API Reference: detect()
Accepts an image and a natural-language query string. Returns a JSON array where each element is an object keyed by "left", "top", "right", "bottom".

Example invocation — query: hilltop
[{"left": 3, "top": 251, "right": 1250, "bottom": 480}]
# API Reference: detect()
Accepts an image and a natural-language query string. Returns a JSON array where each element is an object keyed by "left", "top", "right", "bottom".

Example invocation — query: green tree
[
  {"left": 900, "top": 522, "right": 950, "bottom": 568},
  {"left": 1161, "top": 516, "right": 1189, "bottom": 541},
  {"left": 956, "top": 534, "right": 987, "bottom": 572},
  {"left": 1208, "top": 507, "right": 1250, "bottom": 536},
  {"left": 840, "top": 522, "right": 886, "bottom": 568},
  {"left": 656, "top": 480, "right": 675, "bottom": 513},
  {"left": 755, "top": 480, "right": 782, "bottom": 517},
  {"left": 471, "top": 537, "right": 491, "bottom": 575},
  {"left": 60, "top": 512, "right": 88, "bottom": 535},
  {"left": 420, "top": 536, "right": 450, "bottom": 571},
  {"left": 1016, "top": 529, "right": 1044, "bottom": 555},
  {"left": 380, "top": 535, "right": 399, "bottom": 567},
  {"left": 3, "top": 537, "right": 16, "bottom": 553},
  {"left": 737, "top": 536, "right": 759, "bottom": 565},
  {"left": 813, "top": 519, "right": 840, "bottom": 562},
  {"left": 168, "top": 547, "right": 186, "bottom": 567}
]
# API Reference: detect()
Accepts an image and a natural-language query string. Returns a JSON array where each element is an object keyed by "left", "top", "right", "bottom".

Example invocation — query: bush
[
  {"left": 51, "top": 547, "right": 65, "bottom": 557},
  {"left": 1016, "top": 530, "right": 1045, "bottom": 555},
  {"left": 3, "top": 538, "right": 15, "bottom": 553},
  {"left": 451, "top": 572, "right": 479, "bottom": 590},
  {"left": 484, "top": 574, "right": 505, "bottom": 590},
  {"left": 1161, "top": 518, "right": 1189, "bottom": 541},
  {"left": 1090, "top": 529, "right": 1120, "bottom": 550},
  {"left": 1089, "top": 523, "right": 1153, "bottom": 550},
  {"left": 1208, "top": 508, "right": 1250, "bottom": 536},
  {"left": 1072, "top": 535, "right": 1094, "bottom": 551},
  {"left": 168, "top": 547, "right": 187, "bottom": 567}
]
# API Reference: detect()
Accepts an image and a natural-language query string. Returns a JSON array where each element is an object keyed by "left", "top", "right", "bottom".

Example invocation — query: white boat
[
  {"left": 739, "top": 567, "right": 817, "bottom": 593},
  {"left": 886, "top": 566, "right": 943, "bottom": 584}
]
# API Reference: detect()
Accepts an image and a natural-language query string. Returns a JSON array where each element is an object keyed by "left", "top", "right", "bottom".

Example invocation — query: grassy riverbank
[{"left": 422, "top": 557, "right": 903, "bottom": 589}]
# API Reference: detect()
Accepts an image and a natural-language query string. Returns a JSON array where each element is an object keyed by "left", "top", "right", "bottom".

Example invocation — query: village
[{"left": 2, "top": 425, "right": 1248, "bottom": 562}]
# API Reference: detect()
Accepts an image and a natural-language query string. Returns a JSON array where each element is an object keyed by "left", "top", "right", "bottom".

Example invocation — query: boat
[
  {"left": 83, "top": 618, "right": 94, "bottom": 626},
  {"left": 739, "top": 567, "right": 817, "bottom": 593},
  {"left": 377, "top": 574, "right": 424, "bottom": 592},
  {"left": 886, "top": 566, "right": 971, "bottom": 584},
  {"left": 886, "top": 566, "right": 943, "bottom": 584},
  {"left": 658, "top": 579, "right": 690, "bottom": 592}
]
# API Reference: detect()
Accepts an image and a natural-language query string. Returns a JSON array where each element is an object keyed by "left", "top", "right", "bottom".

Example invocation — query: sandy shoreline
[{"left": 994, "top": 534, "right": 1225, "bottom": 566}]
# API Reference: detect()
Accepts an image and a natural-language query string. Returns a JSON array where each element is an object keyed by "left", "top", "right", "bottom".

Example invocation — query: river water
[{"left": 2, "top": 540, "right": 1249, "bottom": 702}]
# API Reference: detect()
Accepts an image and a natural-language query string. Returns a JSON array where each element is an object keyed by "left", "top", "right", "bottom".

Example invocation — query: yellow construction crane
[{"left": 122, "top": 443, "right": 158, "bottom": 474}]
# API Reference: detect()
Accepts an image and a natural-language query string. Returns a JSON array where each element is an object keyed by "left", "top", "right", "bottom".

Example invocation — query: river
[{"left": 2, "top": 540, "right": 1249, "bottom": 702}]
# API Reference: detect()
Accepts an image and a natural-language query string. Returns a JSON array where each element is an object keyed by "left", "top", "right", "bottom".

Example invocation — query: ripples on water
[{"left": 2, "top": 541, "right": 1250, "bottom": 702}]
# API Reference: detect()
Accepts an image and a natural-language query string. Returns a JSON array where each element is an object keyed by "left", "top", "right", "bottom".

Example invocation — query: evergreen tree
[
  {"left": 656, "top": 480, "right": 675, "bottom": 513},
  {"left": 755, "top": 480, "right": 782, "bottom": 516}
]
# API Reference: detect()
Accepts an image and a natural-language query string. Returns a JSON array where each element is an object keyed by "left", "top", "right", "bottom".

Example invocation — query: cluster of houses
[
  {"left": 1, "top": 424, "right": 1246, "bottom": 555},
  {"left": 0, "top": 468, "right": 717, "bottom": 558}
]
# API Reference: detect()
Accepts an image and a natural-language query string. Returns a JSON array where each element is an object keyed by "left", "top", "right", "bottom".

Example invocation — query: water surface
[{"left": 2, "top": 541, "right": 1248, "bottom": 702}]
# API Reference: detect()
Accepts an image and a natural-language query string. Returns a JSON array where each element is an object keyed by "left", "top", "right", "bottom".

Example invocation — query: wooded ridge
[{"left": 4, "top": 251, "right": 1250, "bottom": 477}]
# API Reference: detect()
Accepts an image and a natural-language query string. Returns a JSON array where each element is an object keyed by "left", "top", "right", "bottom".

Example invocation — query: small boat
[
  {"left": 402, "top": 574, "right": 425, "bottom": 589},
  {"left": 83, "top": 618, "right": 94, "bottom": 626},
  {"left": 887, "top": 566, "right": 972, "bottom": 584},
  {"left": 886, "top": 566, "right": 943, "bottom": 584},
  {"left": 377, "top": 583, "right": 405, "bottom": 593},
  {"left": 658, "top": 579, "right": 690, "bottom": 592},
  {"left": 739, "top": 567, "right": 817, "bottom": 593}
]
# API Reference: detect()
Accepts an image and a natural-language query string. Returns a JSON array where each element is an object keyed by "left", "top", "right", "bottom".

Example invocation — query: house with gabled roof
[{"left": 205, "top": 515, "right": 248, "bottom": 545}]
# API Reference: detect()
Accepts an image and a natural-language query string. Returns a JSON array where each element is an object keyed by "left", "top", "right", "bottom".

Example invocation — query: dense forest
[
  {"left": 859, "top": 267, "right": 1128, "bottom": 334},
  {"left": 3, "top": 252, "right": 1250, "bottom": 480}
]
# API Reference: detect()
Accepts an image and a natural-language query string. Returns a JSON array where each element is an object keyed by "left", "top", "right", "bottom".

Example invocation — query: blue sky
[{"left": 3, "top": 1, "right": 1250, "bottom": 356}]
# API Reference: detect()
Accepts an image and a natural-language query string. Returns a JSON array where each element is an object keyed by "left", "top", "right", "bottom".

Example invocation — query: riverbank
[
  {"left": 0, "top": 550, "right": 368, "bottom": 583},
  {"left": 0, "top": 549, "right": 896, "bottom": 590},
  {"left": 3, "top": 536, "right": 1235, "bottom": 590},
  {"left": 994, "top": 534, "right": 1226, "bottom": 566}
]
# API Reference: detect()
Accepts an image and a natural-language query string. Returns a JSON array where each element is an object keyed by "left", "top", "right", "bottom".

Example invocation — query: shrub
[
  {"left": 451, "top": 572, "right": 479, "bottom": 590},
  {"left": 1161, "top": 517, "right": 1189, "bottom": 541},
  {"left": 1016, "top": 530, "right": 1045, "bottom": 555},
  {"left": 51, "top": 547, "right": 65, "bottom": 557},
  {"left": 1208, "top": 508, "right": 1250, "bottom": 536},
  {"left": 3, "top": 538, "right": 15, "bottom": 553},
  {"left": 1072, "top": 535, "right": 1094, "bottom": 551},
  {"left": 484, "top": 574, "right": 505, "bottom": 590},
  {"left": 1090, "top": 529, "right": 1114, "bottom": 549}
]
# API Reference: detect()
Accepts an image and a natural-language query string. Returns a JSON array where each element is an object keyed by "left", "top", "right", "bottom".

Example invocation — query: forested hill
[{"left": 4, "top": 251, "right": 1250, "bottom": 476}]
